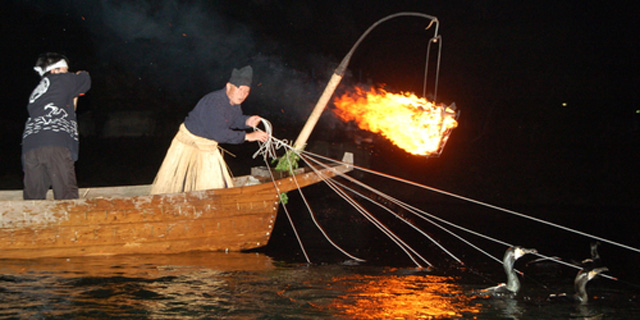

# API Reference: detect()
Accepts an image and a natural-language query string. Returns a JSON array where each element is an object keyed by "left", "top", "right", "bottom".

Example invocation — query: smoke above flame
[{"left": 332, "top": 87, "right": 459, "bottom": 156}]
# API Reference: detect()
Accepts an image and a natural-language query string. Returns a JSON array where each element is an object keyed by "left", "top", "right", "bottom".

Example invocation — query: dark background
[{"left": 1, "top": 1, "right": 638, "bottom": 210}]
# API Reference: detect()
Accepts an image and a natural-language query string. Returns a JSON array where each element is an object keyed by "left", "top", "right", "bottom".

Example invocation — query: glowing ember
[{"left": 332, "top": 87, "right": 459, "bottom": 156}]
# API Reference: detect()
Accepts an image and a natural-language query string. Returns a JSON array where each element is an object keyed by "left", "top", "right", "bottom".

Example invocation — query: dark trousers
[{"left": 22, "top": 146, "right": 79, "bottom": 200}]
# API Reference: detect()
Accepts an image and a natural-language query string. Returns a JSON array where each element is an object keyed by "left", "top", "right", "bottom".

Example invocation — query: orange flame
[{"left": 333, "top": 87, "right": 458, "bottom": 156}]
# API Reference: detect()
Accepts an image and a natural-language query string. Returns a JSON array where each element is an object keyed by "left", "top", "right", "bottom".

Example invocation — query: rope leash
[
  {"left": 250, "top": 123, "right": 637, "bottom": 286},
  {"left": 252, "top": 118, "right": 290, "bottom": 162}
]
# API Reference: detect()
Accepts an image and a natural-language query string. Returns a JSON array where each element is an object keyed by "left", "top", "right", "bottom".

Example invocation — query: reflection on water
[
  {"left": 0, "top": 252, "right": 279, "bottom": 319},
  {"left": 322, "top": 271, "right": 480, "bottom": 319},
  {"left": 0, "top": 252, "right": 638, "bottom": 319},
  {"left": 0, "top": 251, "right": 276, "bottom": 277}
]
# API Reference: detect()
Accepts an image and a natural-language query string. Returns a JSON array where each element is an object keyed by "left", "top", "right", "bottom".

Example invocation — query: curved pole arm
[{"left": 293, "top": 12, "right": 439, "bottom": 151}]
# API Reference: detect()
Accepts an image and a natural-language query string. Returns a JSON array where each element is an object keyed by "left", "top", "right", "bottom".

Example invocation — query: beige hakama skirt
[{"left": 149, "top": 123, "right": 233, "bottom": 195}]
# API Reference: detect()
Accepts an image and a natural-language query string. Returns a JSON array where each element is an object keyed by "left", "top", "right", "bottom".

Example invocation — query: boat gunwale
[{"left": 0, "top": 159, "right": 352, "bottom": 203}]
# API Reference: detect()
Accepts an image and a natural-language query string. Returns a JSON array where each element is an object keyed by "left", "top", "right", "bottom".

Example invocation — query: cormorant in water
[
  {"left": 478, "top": 246, "right": 537, "bottom": 297},
  {"left": 547, "top": 266, "right": 609, "bottom": 305}
]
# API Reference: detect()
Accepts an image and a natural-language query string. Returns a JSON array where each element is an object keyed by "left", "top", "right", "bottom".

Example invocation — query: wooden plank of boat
[{"left": 0, "top": 153, "right": 353, "bottom": 259}]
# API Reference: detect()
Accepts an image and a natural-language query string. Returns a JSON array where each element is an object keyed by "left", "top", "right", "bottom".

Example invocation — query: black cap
[{"left": 229, "top": 65, "right": 253, "bottom": 87}]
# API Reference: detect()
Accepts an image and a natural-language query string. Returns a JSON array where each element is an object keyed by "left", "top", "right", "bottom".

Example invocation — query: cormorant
[
  {"left": 478, "top": 246, "right": 538, "bottom": 297},
  {"left": 547, "top": 266, "right": 609, "bottom": 305}
]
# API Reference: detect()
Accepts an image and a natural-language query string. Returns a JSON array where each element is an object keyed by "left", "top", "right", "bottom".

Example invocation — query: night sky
[{"left": 1, "top": 0, "right": 638, "bottom": 209}]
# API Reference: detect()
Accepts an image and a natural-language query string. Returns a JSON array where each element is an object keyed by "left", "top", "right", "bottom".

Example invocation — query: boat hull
[{"left": 0, "top": 160, "right": 352, "bottom": 259}]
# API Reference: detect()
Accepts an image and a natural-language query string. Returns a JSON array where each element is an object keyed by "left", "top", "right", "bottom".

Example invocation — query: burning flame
[{"left": 333, "top": 87, "right": 458, "bottom": 156}]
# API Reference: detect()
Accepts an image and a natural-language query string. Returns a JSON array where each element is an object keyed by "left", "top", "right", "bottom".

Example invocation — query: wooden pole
[{"left": 293, "top": 72, "right": 344, "bottom": 151}]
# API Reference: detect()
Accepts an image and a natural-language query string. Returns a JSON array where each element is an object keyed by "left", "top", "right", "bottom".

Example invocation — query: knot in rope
[{"left": 252, "top": 118, "right": 291, "bottom": 161}]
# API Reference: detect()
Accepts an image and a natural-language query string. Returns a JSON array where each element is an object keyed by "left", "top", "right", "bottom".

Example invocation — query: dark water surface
[{"left": 1, "top": 250, "right": 638, "bottom": 319}]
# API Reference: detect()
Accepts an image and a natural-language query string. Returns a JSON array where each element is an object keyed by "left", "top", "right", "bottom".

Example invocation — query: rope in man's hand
[{"left": 252, "top": 118, "right": 291, "bottom": 161}]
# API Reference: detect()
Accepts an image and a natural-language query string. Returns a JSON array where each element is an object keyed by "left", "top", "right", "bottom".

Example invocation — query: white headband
[{"left": 33, "top": 59, "right": 69, "bottom": 76}]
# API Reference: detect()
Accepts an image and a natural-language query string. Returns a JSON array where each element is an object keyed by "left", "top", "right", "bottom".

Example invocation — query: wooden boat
[{"left": 0, "top": 153, "right": 353, "bottom": 259}]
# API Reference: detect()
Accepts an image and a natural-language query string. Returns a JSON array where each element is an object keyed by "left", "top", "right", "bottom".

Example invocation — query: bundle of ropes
[{"left": 253, "top": 120, "right": 639, "bottom": 288}]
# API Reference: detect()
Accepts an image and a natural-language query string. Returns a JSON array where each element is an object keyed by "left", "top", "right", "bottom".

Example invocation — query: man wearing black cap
[{"left": 150, "top": 65, "right": 269, "bottom": 194}]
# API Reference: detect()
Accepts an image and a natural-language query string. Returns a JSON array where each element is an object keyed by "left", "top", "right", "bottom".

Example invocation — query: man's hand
[
  {"left": 245, "top": 131, "right": 269, "bottom": 142},
  {"left": 246, "top": 115, "right": 262, "bottom": 128}
]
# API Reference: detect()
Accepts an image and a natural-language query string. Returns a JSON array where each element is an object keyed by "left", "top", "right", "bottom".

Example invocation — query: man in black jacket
[
  {"left": 21, "top": 52, "right": 91, "bottom": 200},
  {"left": 150, "top": 65, "right": 268, "bottom": 194}
]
